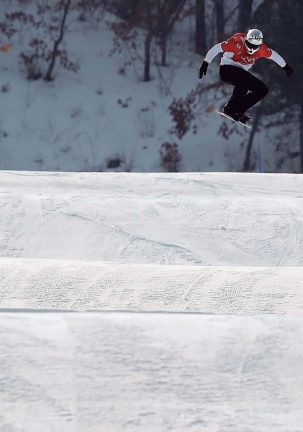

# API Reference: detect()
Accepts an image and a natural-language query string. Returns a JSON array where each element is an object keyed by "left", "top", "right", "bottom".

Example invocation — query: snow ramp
[
  {"left": 1, "top": 258, "right": 303, "bottom": 314},
  {"left": 1, "top": 171, "right": 303, "bottom": 431},
  {"left": 1, "top": 171, "right": 303, "bottom": 266}
]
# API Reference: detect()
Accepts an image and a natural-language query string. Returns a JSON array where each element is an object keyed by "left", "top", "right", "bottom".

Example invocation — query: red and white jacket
[{"left": 204, "top": 33, "right": 286, "bottom": 71}]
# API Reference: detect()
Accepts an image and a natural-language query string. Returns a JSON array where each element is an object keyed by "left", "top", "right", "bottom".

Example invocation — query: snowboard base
[{"left": 216, "top": 110, "right": 252, "bottom": 129}]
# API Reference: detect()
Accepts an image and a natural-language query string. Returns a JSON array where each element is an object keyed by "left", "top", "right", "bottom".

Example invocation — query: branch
[
  {"left": 224, "top": 4, "right": 240, "bottom": 25},
  {"left": 44, "top": 0, "right": 72, "bottom": 81}
]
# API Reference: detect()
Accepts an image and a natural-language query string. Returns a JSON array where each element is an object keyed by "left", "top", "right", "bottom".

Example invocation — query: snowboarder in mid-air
[{"left": 198, "top": 29, "right": 293, "bottom": 126}]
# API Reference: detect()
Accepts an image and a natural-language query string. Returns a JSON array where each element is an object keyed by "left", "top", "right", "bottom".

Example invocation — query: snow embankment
[
  {"left": 1, "top": 312, "right": 303, "bottom": 432},
  {"left": 1, "top": 170, "right": 303, "bottom": 266},
  {"left": 0, "top": 172, "right": 303, "bottom": 313},
  {"left": 1, "top": 170, "right": 303, "bottom": 314},
  {"left": 1, "top": 171, "right": 303, "bottom": 431},
  {"left": 1, "top": 258, "right": 303, "bottom": 313}
]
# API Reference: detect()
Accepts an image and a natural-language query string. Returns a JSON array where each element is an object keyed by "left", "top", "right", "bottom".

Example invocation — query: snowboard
[{"left": 216, "top": 110, "right": 252, "bottom": 129}]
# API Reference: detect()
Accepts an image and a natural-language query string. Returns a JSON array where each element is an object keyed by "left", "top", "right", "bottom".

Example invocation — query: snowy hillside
[
  {"left": 1, "top": 171, "right": 303, "bottom": 431},
  {"left": 0, "top": 10, "right": 223, "bottom": 172},
  {"left": 0, "top": 5, "right": 298, "bottom": 173}
]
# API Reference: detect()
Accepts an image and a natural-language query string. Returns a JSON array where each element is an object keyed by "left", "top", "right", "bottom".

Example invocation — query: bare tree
[
  {"left": 242, "top": 106, "right": 262, "bottom": 171},
  {"left": 195, "top": 0, "right": 206, "bottom": 55},
  {"left": 214, "top": 0, "right": 225, "bottom": 40},
  {"left": 6, "top": 0, "right": 78, "bottom": 81},
  {"left": 45, "top": 0, "right": 72, "bottom": 81},
  {"left": 253, "top": 0, "right": 302, "bottom": 172},
  {"left": 142, "top": 0, "right": 186, "bottom": 79},
  {"left": 156, "top": 0, "right": 187, "bottom": 66},
  {"left": 300, "top": 97, "right": 303, "bottom": 172},
  {"left": 110, "top": 0, "right": 186, "bottom": 81},
  {"left": 237, "top": 0, "right": 253, "bottom": 31},
  {"left": 143, "top": 1, "right": 153, "bottom": 81}
]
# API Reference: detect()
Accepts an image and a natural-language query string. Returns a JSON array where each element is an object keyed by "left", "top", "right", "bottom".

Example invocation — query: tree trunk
[
  {"left": 195, "top": 0, "right": 206, "bottom": 55},
  {"left": 242, "top": 107, "right": 262, "bottom": 171},
  {"left": 300, "top": 100, "right": 303, "bottom": 173},
  {"left": 160, "top": 35, "right": 167, "bottom": 66},
  {"left": 144, "top": 31, "right": 153, "bottom": 81},
  {"left": 214, "top": 0, "right": 225, "bottom": 40},
  {"left": 237, "top": 0, "right": 253, "bottom": 31},
  {"left": 156, "top": 0, "right": 186, "bottom": 66},
  {"left": 44, "top": 0, "right": 72, "bottom": 81}
]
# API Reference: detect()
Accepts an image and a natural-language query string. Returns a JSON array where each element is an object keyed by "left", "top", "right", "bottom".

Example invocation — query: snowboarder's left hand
[
  {"left": 283, "top": 64, "right": 293, "bottom": 77},
  {"left": 198, "top": 61, "right": 209, "bottom": 79}
]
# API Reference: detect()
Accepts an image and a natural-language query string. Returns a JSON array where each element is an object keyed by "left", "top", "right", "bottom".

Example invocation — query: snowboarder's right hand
[
  {"left": 198, "top": 61, "right": 209, "bottom": 79},
  {"left": 283, "top": 64, "right": 293, "bottom": 77}
]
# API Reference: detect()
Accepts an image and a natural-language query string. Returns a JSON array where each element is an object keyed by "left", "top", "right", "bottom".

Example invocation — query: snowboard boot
[
  {"left": 222, "top": 105, "right": 242, "bottom": 122},
  {"left": 239, "top": 114, "right": 251, "bottom": 125}
]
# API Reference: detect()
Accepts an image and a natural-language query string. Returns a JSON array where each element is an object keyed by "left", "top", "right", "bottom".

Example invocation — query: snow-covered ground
[
  {"left": 1, "top": 171, "right": 303, "bottom": 431},
  {"left": 1, "top": 258, "right": 303, "bottom": 313},
  {"left": 1, "top": 312, "right": 303, "bottom": 432},
  {"left": 1, "top": 171, "right": 303, "bottom": 266},
  {"left": 0, "top": 2, "right": 302, "bottom": 430}
]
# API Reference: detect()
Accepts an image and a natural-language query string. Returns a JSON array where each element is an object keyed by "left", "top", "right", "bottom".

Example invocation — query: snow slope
[
  {"left": 1, "top": 312, "right": 303, "bottom": 432},
  {"left": 1, "top": 259, "right": 303, "bottom": 314},
  {"left": 1, "top": 171, "right": 303, "bottom": 266},
  {"left": 1, "top": 171, "right": 303, "bottom": 431}
]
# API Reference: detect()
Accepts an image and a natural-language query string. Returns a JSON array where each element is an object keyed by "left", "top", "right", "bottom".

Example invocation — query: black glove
[
  {"left": 283, "top": 63, "right": 294, "bottom": 77},
  {"left": 198, "top": 60, "right": 209, "bottom": 79}
]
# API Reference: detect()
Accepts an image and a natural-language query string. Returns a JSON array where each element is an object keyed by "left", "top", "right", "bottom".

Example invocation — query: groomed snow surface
[{"left": 1, "top": 171, "right": 303, "bottom": 431}]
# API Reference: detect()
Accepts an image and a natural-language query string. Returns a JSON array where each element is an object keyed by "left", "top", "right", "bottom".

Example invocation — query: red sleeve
[
  {"left": 220, "top": 33, "right": 244, "bottom": 52},
  {"left": 258, "top": 43, "right": 272, "bottom": 58}
]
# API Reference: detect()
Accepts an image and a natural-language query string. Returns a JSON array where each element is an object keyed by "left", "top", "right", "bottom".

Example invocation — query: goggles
[{"left": 245, "top": 40, "right": 261, "bottom": 52}]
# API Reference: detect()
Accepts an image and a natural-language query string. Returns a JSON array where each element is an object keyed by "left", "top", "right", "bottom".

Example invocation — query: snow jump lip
[
  {"left": 1, "top": 257, "right": 303, "bottom": 314},
  {"left": 1, "top": 171, "right": 303, "bottom": 267}
]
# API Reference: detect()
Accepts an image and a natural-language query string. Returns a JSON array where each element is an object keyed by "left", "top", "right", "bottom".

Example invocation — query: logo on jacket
[{"left": 241, "top": 56, "right": 254, "bottom": 63}]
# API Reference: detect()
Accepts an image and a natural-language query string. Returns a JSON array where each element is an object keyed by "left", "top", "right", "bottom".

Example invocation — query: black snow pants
[{"left": 219, "top": 65, "right": 269, "bottom": 115}]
